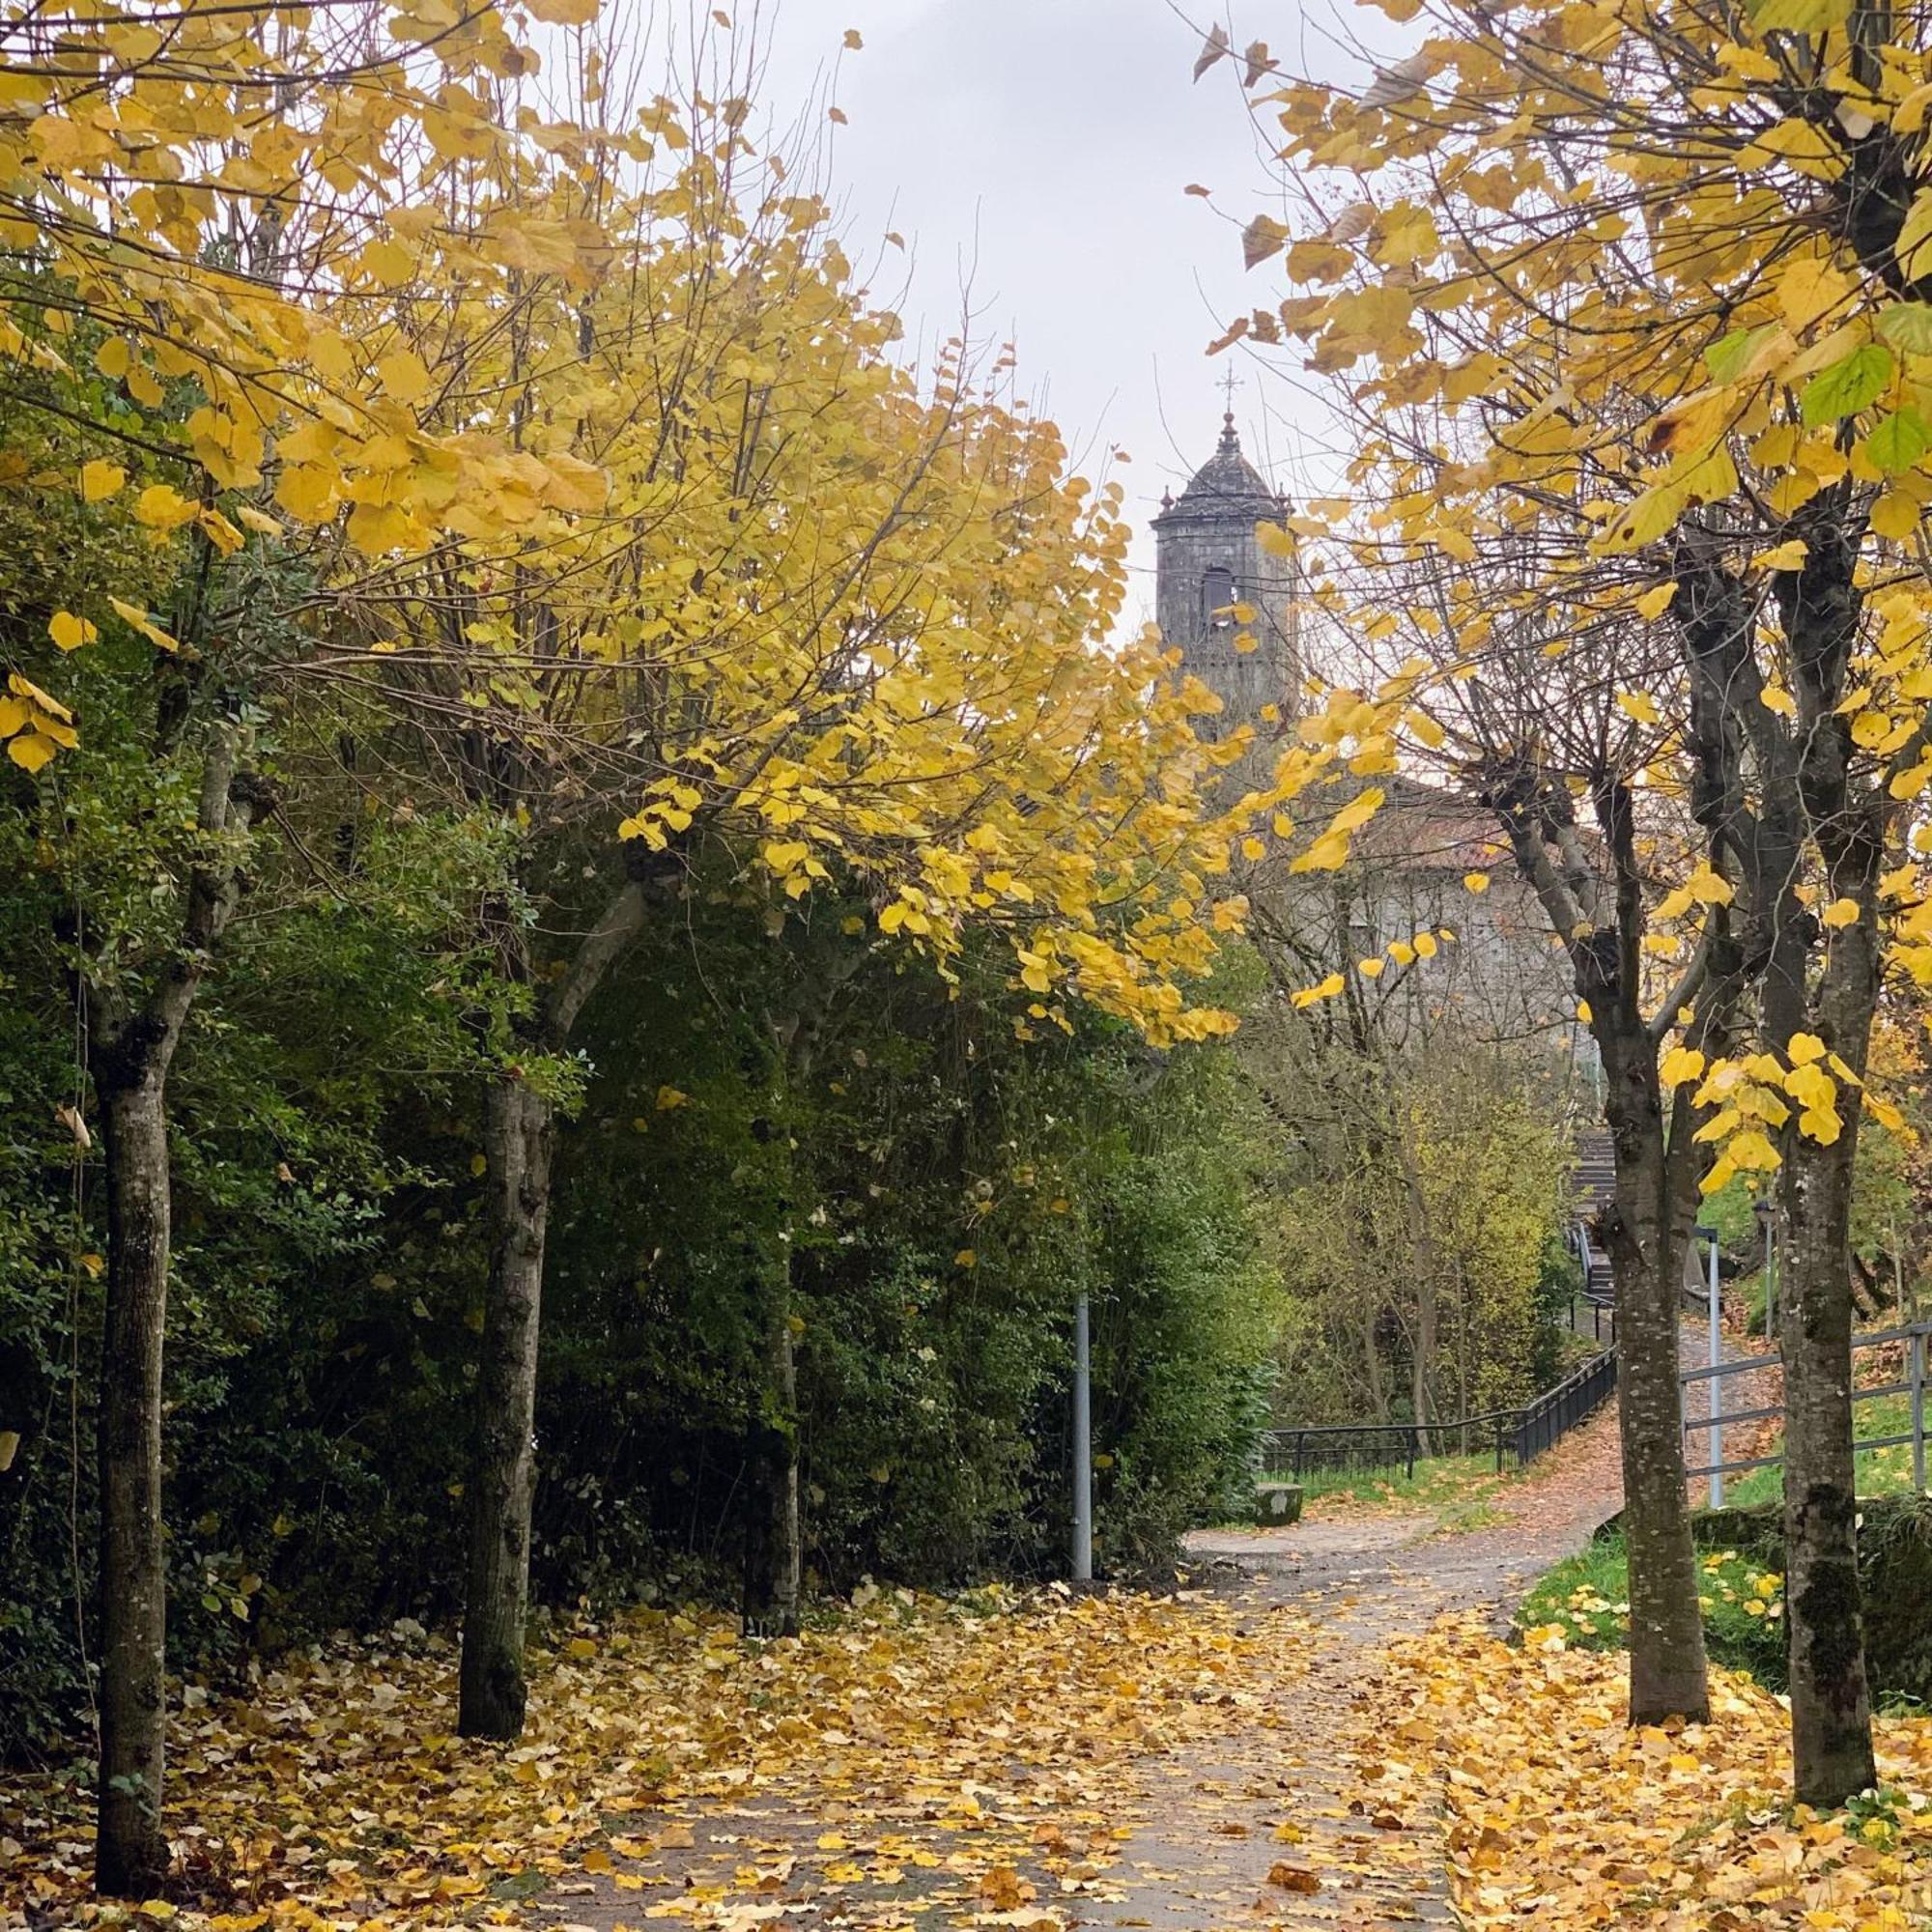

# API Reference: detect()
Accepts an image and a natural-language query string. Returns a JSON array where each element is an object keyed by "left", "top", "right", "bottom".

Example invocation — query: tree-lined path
[{"left": 518, "top": 1409, "right": 1633, "bottom": 1932}]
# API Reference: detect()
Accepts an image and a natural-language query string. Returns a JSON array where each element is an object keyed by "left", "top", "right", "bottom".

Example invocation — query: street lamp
[{"left": 1695, "top": 1222, "right": 1723, "bottom": 1505}]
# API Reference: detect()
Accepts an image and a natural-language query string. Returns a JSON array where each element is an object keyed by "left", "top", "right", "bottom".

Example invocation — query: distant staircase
[{"left": 1572, "top": 1129, "right": 1617, "bottom": 1334}]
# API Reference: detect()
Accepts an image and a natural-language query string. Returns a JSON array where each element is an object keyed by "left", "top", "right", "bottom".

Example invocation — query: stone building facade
[
  {"left": 1151, "top": 413, "right": 1298, "bottom": 737},
  {"left": 1152, "top": 414, "right": 1595, "bottom": 1085}
]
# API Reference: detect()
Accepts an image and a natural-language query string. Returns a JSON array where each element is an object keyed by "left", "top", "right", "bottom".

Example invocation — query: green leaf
[
  {"left": 1745, "top": 0, "right": 1851, "bottom": 29},
  {"left": 1876, "top": 304, "right": 1932, "bottom": 355},
  {"left": 1866, "top": 407, "right": 1932, "bottom": 474},
  {"left": 1704, "top": 324, "right": 1779, "bottom": 385},
  {"left": 1799, "top": 344, "right": 1893, "bottom": 427}
]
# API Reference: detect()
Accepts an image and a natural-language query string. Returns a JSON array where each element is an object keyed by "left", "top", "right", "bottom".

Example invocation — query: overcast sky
[{"left": 750, "top": 1, "right": 1350, "bottom": 628}]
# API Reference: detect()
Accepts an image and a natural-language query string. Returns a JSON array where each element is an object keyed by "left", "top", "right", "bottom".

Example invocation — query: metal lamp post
[
  {"left": 1071, "top": 1293, "right": 1093, "bottom": 1582},
  {"left": 1696, "top": 1221, "right": 1724, "bottom": 1506}
]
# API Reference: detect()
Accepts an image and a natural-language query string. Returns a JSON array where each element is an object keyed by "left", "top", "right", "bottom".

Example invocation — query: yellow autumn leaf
[
  {"left": 80, "top": 459, "right": 126, "bottom": 501},
  {"left": 107, "top": 597, "right": 181, "bottom": 653},
  {"left": 377, "top": 349, "right": 432, "bottom": 405},
  {"left": 7, "top": 732, "right": 58, "bottom": 772},
  {"left": 133, "top": 483, "right": 196, "bottom": 530},
  {"left": 48, "top": 609, "right": 97, "bottom": 652},
  {"left": 1291, "top": 972, "right": 1346, "bottom": 1009},
  {"left": 1660, "top": 1045, "right": 1705, "bottom": 1087}
]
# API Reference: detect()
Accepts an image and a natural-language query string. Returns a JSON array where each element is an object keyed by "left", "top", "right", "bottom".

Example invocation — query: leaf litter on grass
[{"left": 1374, "top": 1613, "right": 1932, "bottom": 1929}]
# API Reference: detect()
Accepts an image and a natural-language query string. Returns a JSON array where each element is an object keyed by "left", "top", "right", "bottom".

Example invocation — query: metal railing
[
  {"left": 1681, "top": 1320, "right": 1931, "bottom": 1495},
  {"left": 1515, "top": 1345, "right": 1618, "bottom": 1462},
  {"left": 1262, "top": 1345, "right": 1618, "bottom": 1481},
  {"left": 1571, "top": 1218, "right": 1617, "bottom": 1342}
]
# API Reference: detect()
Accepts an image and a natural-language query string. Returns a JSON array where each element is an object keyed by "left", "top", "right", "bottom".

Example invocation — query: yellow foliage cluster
[
  {"left": 0, "top": 0, "right": 1321, "bottom": 1046},
  {"left": 1233, "top": 0, "right": 1932, "bottom": 1167},
  {"left": 0, "top": 0, "right": 607, "bottom": 554}
]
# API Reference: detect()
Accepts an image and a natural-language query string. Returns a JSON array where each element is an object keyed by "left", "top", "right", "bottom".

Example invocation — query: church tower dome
[{"left": 1151, "top": 413, "right": 1299, "bottom": 744}]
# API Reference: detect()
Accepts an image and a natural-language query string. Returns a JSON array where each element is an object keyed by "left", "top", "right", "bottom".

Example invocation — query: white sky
[{"left": 751, "top": 1, "right": 1350, "bottom": 628}]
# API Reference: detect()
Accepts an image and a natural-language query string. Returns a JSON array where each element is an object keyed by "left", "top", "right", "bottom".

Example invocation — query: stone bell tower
[{"left": 1151, "top": 412, "right": 1299, "bottom": 741}]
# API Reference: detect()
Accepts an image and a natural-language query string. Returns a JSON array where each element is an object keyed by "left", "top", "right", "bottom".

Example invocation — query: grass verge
[
  {"left": 1517, "top": 1528, "right": 1788, "bottom": 1687},
  {"left": 1723, "top": 1390, "right": 1925, "bottom": 1507},
  {"left": 1262, "top": 1450, "right": 1523, "bottom": 1523}
]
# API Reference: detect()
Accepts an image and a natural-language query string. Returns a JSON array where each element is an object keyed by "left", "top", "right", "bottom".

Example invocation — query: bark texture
[
  {"left": 1492, "top": 771, "right": 1711, "bottom": 1725},
  {"left": 1759, "top": 507, "right": 1878, "bottom": 1805},
  {"left": 94, "top": 1070, "right": 173, "bottom": 1897},
  {"left": 742, "top": 1271, "right": 801, "bottom": 1639},
  {"left": 89, "top": 719, "right": 261, "bottom": 1896},
  {"left": 1596, "top": 999, "right": 1712, "bottom": 1725},
  {"left": 458, "top": 874, "right": 648, "bottom": 1739},
  {"left": 459, "top": 1075, "right": 554, "bottom": 1739},
  {"left": 1782, "top": 1132, "right": 1877, "bottom": 1804}
]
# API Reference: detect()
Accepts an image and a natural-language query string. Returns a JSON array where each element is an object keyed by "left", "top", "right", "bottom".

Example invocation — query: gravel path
[
  {"left": 1080, "top": 1392, "right": 1634, "bottom": 1931},
  {"left": 536, "top": 1332, "right": 1737, "bottom": 1932}
]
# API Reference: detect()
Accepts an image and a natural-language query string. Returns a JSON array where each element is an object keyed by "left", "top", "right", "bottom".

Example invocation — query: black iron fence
[
  {"left": 1514, "top": 1345, "right": 1617, "bottom": 1462},
  {"left": 1262, "top": 1346, "right": 1618, "bottom": 1481}
]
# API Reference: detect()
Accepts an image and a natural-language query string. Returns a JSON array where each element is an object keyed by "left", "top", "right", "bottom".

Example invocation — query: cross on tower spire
[{"left": 1217, "top": 367, "right": 1243, "bottom": 451}]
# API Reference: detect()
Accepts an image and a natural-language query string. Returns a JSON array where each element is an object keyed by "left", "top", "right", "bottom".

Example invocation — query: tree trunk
[
  {"left": 457, "top": 871, "right": 647, "bottom": 1740},
  {"left": 1755, "top": 497, "right": 1877, "bottom": 1804},
  {"left": 1776, "top": 876, "right": 1879, "bottom": 1805},
  {"left": 1781, "top": 1131, "right": 1876, "bottom": 1804},
  {"left": 1403, "top": 1150, "right": 1438, "bottom": 1453},
  {"left": 87, "top": 718, "right": 260, "bottom": 1898},
  {"left": 95, "top": 1065, "right": 173, "bottom": 1898},
  {"left": 742, "top": 1257, "right": 801, "bottom": 1640},
  {"left": 1599, "top": 1014, "right": 1711, "bottom": 1724},
  {"left": 459, "top": 1074, "right": 554, "bottom": 1739},
  {"left": 1360, "top": 1289, "right": 1389, "bottom": 1424}
]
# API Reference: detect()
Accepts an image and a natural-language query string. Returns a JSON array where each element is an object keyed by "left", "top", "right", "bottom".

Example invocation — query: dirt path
[
  {"left": 525, "top": 1394, "right": 1640, "bottom": 1932},
  {"left": 1073, "top": 1401, "right": 1630, "bottom": 1931}
]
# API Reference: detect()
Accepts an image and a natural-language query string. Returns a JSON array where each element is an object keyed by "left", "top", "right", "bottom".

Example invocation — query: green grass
[
  {"left": 1518, "top": 1530, "right": 1788, "bottom": 1687},
  {"left": 1723, "top": 1391, "right": 1926, "bottom": 1508},
  {"left": 1262, "top": 1449, "right": 1522, "bottom": 1522}
]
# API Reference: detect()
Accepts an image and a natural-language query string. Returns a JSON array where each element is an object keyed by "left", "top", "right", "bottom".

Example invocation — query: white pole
[
  {"left": 1708, "top": 1230, "right": 1724, "bottom": 1509},
  {"left": 1912, "top": 1328, "right": 1926, "bottom": 1497},
  {"left": 1071, "top": 1293, "right": 1093, "bottom": 1582}
]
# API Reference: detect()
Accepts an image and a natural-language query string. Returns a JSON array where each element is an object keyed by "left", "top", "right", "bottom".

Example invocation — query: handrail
[
  {"left": 1262, "top": 1343, "right": 1618, "bottom": 1480},
  {"left": 1679, "top": 1318, "right": 1930, "bottom": 1492}
]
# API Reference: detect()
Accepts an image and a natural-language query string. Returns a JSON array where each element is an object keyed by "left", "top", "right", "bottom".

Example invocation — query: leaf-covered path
[
  {"left": 523, "top": 1406, "right": 1631, "bottom": 1932},
  {"left": 40, "top": 1383, "right": 1932, "bottom": 1932},
  {"left": 0, "top": 1407, "right": 1624, "bottom": 1932},
  {"left": 1109, "top": 1401, "right": 1630, "bottom": 1931}
]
